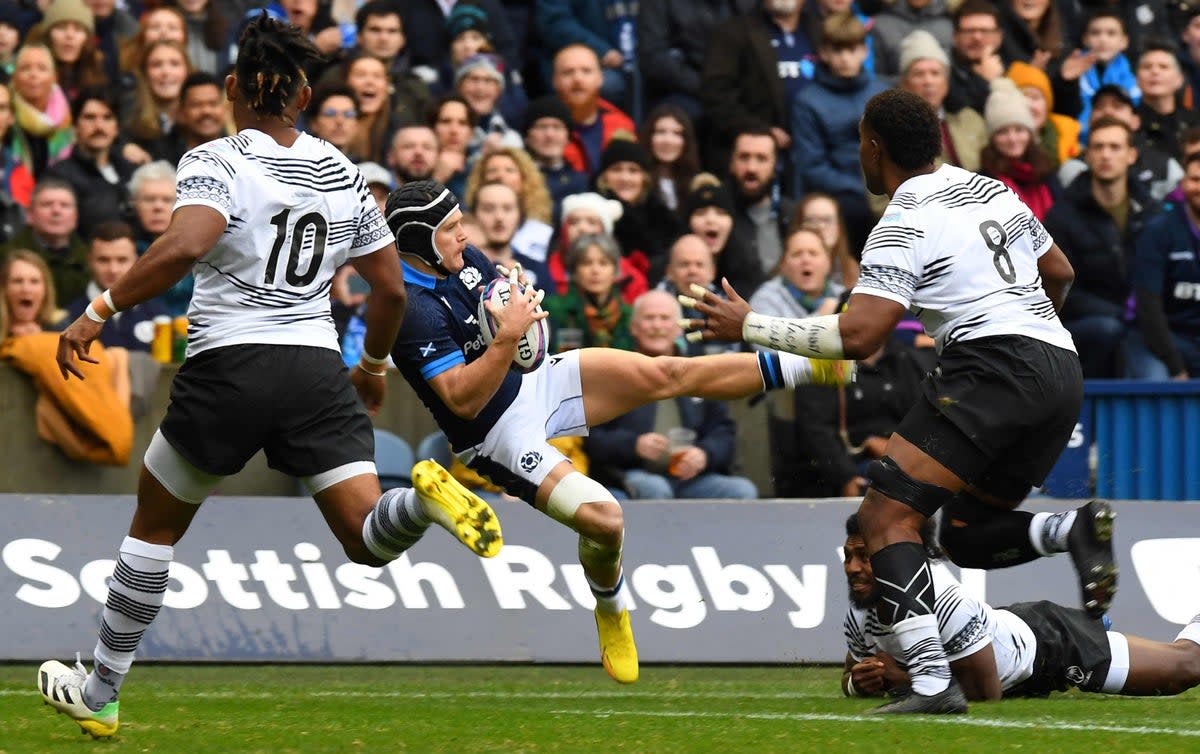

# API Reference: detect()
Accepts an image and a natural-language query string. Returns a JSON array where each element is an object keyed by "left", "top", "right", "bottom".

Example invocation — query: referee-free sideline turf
[{"left": 3, "top": 665, "right": 1198, "bottom": 753}]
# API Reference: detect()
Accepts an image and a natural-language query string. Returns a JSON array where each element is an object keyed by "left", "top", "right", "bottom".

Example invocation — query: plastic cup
[{"left": 666, "top": 427, "right": 697, "bottom": 476}]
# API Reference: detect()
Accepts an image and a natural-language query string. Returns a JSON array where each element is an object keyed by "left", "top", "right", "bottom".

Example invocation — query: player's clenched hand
[
  {"left": 849, "top": 658, "right": 888, "bottom": 695},
  {"left": 56, "top": 315, "right": 104, "bottom": 381},
  {"left": 484, "top": 283, "right": 547, "bottom": 342},
  {"left": 874, "top": 652, "right": 909, "bottom": 691},
  {"left": 678, "top": 279, "right": 752, "bottom": 343},
  {"left": 351, "top": 362, "right": 386, "bottom": 416}
]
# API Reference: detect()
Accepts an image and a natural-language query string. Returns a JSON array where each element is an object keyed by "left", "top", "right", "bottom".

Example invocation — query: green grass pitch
[{"left": 3, "top": 664, "right": 1198, "bottom": 753}]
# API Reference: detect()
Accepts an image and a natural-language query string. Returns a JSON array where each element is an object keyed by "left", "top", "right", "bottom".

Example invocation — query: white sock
[
  {"left": 892, "top": 613, "right": 952, "bottom": 695},
  {"left": 778, "top": 352, "right": 814, "bottom": 388},
  {"left": 588, "top": 570, "right": 630, "bottom": 615},
  {"left": 1029, "top": 510, "right": 1076, "bottom": 556},
  {"left": 1176, "top": 614, "right": 1200, "bottom": 647}
]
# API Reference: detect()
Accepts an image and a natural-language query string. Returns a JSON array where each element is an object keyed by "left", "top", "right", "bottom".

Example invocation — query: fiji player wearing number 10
[
  {"left": 686, "top": 88, "right": 1116, "bottom": 714},
  {"left": 38, "top": 15, "right": 505, "bottom": 739},
  {"left": 383, "top": 179, "right": 855, "bottom": 684}
]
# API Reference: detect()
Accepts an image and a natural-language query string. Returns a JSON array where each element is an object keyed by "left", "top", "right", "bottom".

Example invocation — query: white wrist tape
[
  {"left": 743, "top": 312, "right": 845, "bottom": 359},
  {"left": 102, "top": 289, "right": 120, "bottom": 314},
  {"left": 843, "top": 674, "right": 858, "bottom": 697},
  {"left": 85, "top": 303, "right": 107, "bottom": 323},
  {"left": 361, "top": 352, "right": 389, "bottom": 366},
  {"left": 356, "top": 361, "right": 387, "bottom": 377}
]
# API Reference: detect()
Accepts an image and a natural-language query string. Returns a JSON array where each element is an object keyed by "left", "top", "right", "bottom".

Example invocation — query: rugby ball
[{"left": 477, "top": 278, "right": 550, "bottom": 373}]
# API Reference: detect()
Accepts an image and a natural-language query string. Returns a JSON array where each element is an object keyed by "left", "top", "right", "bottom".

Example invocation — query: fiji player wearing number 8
[
  {"left": 384, "top": 179, "right": 856, "bottom": 685},
  {"left": 686, "top": 88, "right": 1115, "bottom": 714}
]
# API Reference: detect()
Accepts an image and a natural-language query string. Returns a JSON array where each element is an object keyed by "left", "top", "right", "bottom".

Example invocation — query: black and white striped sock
[
  {"left": 362, "top": 488, "right": 430, "bottom": 562},
  {"left": 87, "top": 536, "right": 172, "bottom": 708}
]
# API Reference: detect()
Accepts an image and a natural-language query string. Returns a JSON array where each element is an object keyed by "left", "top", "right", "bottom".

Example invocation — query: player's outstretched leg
[
  {"left": 37, "top": 655, "right": 120, "bottom": 738},
  {"left": 411, "top": 460, "right": 503, "bottom": 558},
  {"left": 540, "top": 467, "right": 637, "bottom": 683},
  {"left": 1065, "top": 500, "right": 1117, "bottom": 618}
]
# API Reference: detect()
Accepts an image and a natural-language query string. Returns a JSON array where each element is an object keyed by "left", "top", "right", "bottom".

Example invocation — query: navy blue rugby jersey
[{"left": 391, "top": 245, "right": 522, "bottom": 449}]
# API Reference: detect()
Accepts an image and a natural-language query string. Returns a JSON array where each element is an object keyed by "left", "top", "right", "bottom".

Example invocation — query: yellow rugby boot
[
  {"left": 595, "top": 607, "right": 639, "bottom": 684},
  {"left": 411, "top": 459, "right": 503, "bottom": 557}
]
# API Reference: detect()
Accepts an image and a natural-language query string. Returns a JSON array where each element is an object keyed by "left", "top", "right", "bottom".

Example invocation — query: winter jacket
[
  {"left": 871, "top": 0, "right": 953, "bottom": 78},
  {"left": 585, "top": 391, "right": 742, "bottom": 490},
  {"left": 637, "top": 0, "right": 755, "bottom": 100},
  {"left": 562, "top": 99, "right": 635, "bottom": 176},
  {"left": 701, "top": 9, "right": 793, "bottom": 145},
  {"left": 43, "top": 147, "right": 137, "bottom": 240},
  {"left": 791, "top": 65, "right": 889, "bottom": 198},
  {"left": 1133, "top": 202, "right": 1200, "bottom": 373},
  {"left": 1043, "top": 171, "right": 1158, "bottom": 322}
]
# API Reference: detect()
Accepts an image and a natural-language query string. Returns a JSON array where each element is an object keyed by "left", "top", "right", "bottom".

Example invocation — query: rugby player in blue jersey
[{"left": 384, "top": 179, "right": 853, "bottom": 683}]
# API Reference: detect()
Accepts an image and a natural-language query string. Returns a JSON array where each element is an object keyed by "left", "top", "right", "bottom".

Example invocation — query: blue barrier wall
[
  {"left": 1090, "top": 381, "right": 1200, "bottom": 501},
  {"left": 1043, "top": 381, "right": 1200, "bottom": 501}
]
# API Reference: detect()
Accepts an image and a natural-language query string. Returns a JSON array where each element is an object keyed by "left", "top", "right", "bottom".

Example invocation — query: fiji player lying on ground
[
  {"left": 841, "top": 513, "right": 1200, "bottom": 700},
  {"left": 382, "top": 179, "right": 854, "bottom": 684}
]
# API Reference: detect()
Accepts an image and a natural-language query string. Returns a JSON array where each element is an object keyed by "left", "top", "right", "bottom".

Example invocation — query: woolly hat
[
  {"left": 446, "top": 3, "right": 492, "bottom": 42},
  {"left": 683, "top": 179, "right": 735, "bottom": 218},
  {"left": 561, "top": 192, "right": 624, "bottom": 235},
  {"left": 985, "top": 78, "right": 1035, "bottom": 137},
  {"left": 0, "top": 4, "right": 23, "bottom": 30},
  {"left": 899, "top": 30, "right": 948, "bottom": 74},
  {"left": 357, "top": 161, "right": 392, "bottom": 189},
  {"left": 524, "top": 95, "right": 572, "bottom": 130},
  {"left": 41, "top": 0, "right": 94, "bottom": 34},
  {"left": 599, "top": 138, "right": 650, "bottom": 173},
  {"left": 454, "top": 52, "right": 505, "bottom": 90},
  {"left": 1006, "top": 61, "right": 1054, "bottom": 110}
]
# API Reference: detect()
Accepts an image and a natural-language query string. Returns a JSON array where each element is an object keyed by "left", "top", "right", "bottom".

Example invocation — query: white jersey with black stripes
[
  {"left": 844, "top": 562, "right": 1039, "bottom": 693},
  {"left": 173, "top": 130, "right": 393, "bottom": 357},
  {"left": 852, "top": 164, "right": 1076, "bottom": 355}
]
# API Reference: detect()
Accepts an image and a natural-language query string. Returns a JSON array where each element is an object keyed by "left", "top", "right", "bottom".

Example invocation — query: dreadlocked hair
[{"left": 235, "top": 13, "right": 322, "bottom": 118}]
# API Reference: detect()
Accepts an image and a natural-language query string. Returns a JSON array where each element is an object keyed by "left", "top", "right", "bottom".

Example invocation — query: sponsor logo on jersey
[
  {"left": 463, "top": 334, "right": 485, "bottom": 354},
  {"left": 460, "top": 266, "right": 482, "bottom": 290},
  {"left": 518, "top": 451, "right": 542, "bottom": 472}
]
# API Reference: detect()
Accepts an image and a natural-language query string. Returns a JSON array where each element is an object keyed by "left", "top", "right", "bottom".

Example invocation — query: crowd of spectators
[{"left": 3, "top": 0, "right": 1200, "bottom": 490}]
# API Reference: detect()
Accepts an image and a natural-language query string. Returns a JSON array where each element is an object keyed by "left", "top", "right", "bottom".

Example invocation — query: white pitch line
[
  {"left": 548, "top": 708, "right": 1200, "bottom": 738},
  {"left": 0, "top": 689, "right": 828, "bottom": 701}
]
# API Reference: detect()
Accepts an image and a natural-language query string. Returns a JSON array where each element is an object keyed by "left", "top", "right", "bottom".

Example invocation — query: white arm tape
[
  {"left": 743, "top": 312, "right": 845, "bottom": 359},
  {"left": 102, "top": 289, "right": 120, "bottom": 314}
]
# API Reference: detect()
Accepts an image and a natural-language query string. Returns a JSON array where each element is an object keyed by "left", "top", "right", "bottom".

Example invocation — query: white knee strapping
[
  {"left": 1101, "top": 632, "right": 1131, "bottom": 693},
  {"left": 143, "top": 430, "right": 222, "bottom": 505},
  {"left": 546, "top": 471, "right": 617, "bottom": 526}
]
